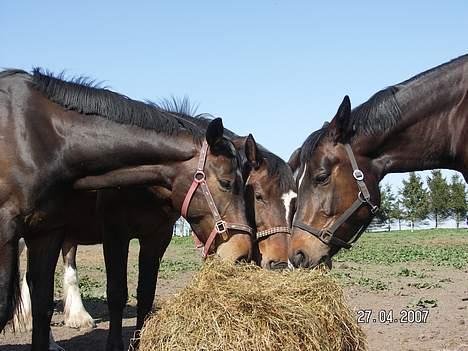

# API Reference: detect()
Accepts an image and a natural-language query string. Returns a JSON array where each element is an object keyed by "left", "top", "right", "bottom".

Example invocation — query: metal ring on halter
[
  {"left": 358, "top": 191, "right": 368, "bottom": 202},
  {"left": 353, "top": 169, "right": 364, "bottom": 181},
  {"left": 194, "top": 170, "right": 205, "bottom": 183}
]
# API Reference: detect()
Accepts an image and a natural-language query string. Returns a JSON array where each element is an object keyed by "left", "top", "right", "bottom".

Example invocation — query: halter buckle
[
  {"left": 370, "top": 205, "right": 379, "bottom": 214},
  {"left": 353, "top": 169, "right": 364, "bottom": 181},
  {"left": 215, "top": 220, "right": 228, "bottom": 240},
  {"left": 319, "top": 229, "right": 333, "bottom": 243}
]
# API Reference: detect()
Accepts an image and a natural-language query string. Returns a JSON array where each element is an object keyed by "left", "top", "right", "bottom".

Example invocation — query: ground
[{"left": 1, "top": 229, "right": 467, "bottom": 351}]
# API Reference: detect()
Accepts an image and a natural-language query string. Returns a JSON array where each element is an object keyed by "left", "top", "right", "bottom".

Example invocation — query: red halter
[{"left": 181, "top": 141, "right": 253, "bottom": 257}]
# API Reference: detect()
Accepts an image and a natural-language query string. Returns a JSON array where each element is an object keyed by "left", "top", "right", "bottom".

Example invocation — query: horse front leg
[
  {"left": 12, "top": 238, "right": 33, "bottom": 332},
  {"left": 0, "top": 209, "right": 21, "bottom": 332},
  {"left": 62, "top": 240, "right": 95, "bottom": 329},
  {"left": 102, "top": 228, "right": 130, "bottom": 351},
  {"left": 26, "top": 229, "right": 64, "bottom": 351},
  {"left": 129, "top": 229, "right": 173, "bottom": 350}
]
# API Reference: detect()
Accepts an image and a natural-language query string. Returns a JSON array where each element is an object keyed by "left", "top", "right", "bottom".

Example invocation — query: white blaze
[
  {"left": 298, "top": 165, "right": 307, "bottom": 190},
  {"left": 281, "top": 190, "right": 297, "bottom": 225}
]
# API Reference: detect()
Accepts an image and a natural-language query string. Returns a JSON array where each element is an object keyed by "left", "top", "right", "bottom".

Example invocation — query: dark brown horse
[
  {"left": 15, "top": 103, "right": 296, "bottom": 350},
  {"left": 0, "top": 69, "right": 252, "bottom": 350},
  {"left": 289, "top": 54, "right": 468, "bottom": 269}
]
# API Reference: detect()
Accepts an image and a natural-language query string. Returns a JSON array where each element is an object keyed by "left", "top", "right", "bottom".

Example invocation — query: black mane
[
  {"left": 348, "top": 86, "right": 401, "bottom": 138},
  {"left": 300, "top": 124, "right": 329, "bottom": 165},
  {"left": 300, "top": 54, "right": 468, "bottom": 163},
  {"left": 30, "top": 68, "right": 204, "bottom": 139},
  {"left": 347, "top": 54, "right": 468, "bottom": 139},
  {"left": 156, "top": 97, "right": 296, "bottom": 193}
]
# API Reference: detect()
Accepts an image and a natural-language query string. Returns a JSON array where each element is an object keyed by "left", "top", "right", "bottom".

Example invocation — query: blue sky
[{"left": 2, "top": 0, "right": 467, "bottom": 190}]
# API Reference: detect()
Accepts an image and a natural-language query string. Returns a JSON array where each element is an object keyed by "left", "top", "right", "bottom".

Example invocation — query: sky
[{"left": 2, "top": 0, "right": 467, "bottom": 190}]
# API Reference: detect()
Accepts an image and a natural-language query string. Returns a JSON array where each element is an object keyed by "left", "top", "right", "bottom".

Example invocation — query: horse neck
[
  {"left": 54, "top": 112, "right": 199, "bottom": 186},
  {"left": 357, "top": 62, "right": 468, "bottom": 180}
]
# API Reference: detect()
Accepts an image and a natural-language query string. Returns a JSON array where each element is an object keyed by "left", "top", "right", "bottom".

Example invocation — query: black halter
[{"left": 293, "top": 144, "right": 379, "bottom": 249}]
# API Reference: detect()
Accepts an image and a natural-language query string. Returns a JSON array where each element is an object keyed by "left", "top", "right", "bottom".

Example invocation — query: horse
[
  {"left": 0, "top": 68, "right": 252, "bottom": 350},
  {"left": 289, "top": 54, "right": 468, "bottom": 269},
  {"left": 14, "top": 101, "right": 297, "bottom": 350}
]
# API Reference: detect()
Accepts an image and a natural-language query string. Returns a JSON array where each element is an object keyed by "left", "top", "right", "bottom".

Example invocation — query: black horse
[
  {"left": 289, "top": 54, "right": 468, "bottom": 268},
  {"left": 0, "top": 69, "right": 252, "bottom": 350}
]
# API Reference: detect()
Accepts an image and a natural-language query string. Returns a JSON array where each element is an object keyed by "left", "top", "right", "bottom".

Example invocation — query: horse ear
[
  {"left": 288, "top": 147, "right": 301, "bottom": 172},
  {"left": 244, "top": 134, "right": 262, "bottom": 169},
  {"left": 328, "top": 95, "right": 352, "bottom": 143},
  {"left": 206, "top": 118, "right": 224, "bottom": 147}
]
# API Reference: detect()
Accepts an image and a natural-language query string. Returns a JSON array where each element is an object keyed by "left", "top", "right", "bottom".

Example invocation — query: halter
[
  {"left": 181, "top": 141, "right": 253, "bottom": 258},
  {"left": 255, "top": 227, "right": 291, "bottom": 241},
  {"left": 293, "top": 144, "right": 379, "bottom": 249},
  {"left": 243, "top": 174, "right": 292, "bottom": 241}
]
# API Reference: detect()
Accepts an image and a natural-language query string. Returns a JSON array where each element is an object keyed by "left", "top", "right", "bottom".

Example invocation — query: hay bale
[{"left": 139, "top": 261, "right": 367, "bottom": 351}]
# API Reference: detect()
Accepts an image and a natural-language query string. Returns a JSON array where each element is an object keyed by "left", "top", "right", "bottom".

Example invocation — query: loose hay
[{"left": 139, "top": 260, "right": 367, "bottom": 351}]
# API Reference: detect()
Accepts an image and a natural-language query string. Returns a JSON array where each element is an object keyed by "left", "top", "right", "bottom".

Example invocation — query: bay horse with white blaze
[
  {"left": 0, "top": 69, "right": 252, "bottom": 350},
  {"left": 289, "top": 54, "right": 468, "bottom": 269}
]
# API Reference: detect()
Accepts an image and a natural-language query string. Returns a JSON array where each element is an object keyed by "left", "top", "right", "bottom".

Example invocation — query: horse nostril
[
  {"left": 268, "top": 261, "right": 289, "bottom": 270},
  {"left": 292, "top": 250, "right": 307, "bottom": 268}
]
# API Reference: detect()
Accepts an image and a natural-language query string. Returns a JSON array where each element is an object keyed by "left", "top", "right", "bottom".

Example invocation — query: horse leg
[
  {"left": 103, "top": 229, "right": 129, "bottom": 351},
  {"left": 0, "top": 210, "right": 20, "bottom": 332},
  {"left": 26, "top": 229, "right": 64, "bottom": 351},
  {"left": 129, "top": 232, "right": 172, "bottom": 350},
  {"left": 62, "top": 240, "right": 95, "bottom": 329},
  {"left": 136, "top": 231, "right": 173, "bottom": 331},
  {"left": 11, "top": 238, "right": 33, "bottom": 331}
]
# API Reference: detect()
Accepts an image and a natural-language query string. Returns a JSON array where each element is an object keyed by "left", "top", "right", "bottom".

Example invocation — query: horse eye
[
  {"left": 315, "top": 173, "right": 330, "bottom": 184},
  {"left": 255, "top": 192, "right": 263, "bottom": 201},
  {"left": 219, "top": 179, "right": 233, "bottom": 191}
]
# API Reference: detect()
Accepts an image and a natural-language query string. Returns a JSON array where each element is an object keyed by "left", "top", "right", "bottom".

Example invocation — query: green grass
[{"left": 335, "top": 229, "right": 468, "bottom": 268}]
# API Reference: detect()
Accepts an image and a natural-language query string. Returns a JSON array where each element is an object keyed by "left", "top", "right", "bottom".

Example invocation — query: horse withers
[{"left": 289, "top": 54, "right": 468, "bottom": 269}]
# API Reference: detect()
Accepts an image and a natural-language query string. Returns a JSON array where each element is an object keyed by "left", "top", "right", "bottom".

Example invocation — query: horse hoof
[{"left": 64, "top": 311, "right": 96, "bottom": 329}]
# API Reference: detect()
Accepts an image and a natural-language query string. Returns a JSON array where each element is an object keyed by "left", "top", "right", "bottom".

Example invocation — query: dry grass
[{"left": 139, "top": 260, "right": 367, "bottom": 351}]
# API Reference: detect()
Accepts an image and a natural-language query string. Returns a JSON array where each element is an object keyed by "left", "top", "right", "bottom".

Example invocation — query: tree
[
  {"left": 400, "top": 172, "right": 429, "bottom": 231},
  {"left": 376, "top": 184, "right": 396, "bottom": 231},
  {"left": 426, "top": 170, "right": 451, "bottom": 228},
  {"left": 390, "top": 199, "right": 405, "bottom": 231},
  {"left": 449, "top": 174, "right": 467, "bottom": 229}
]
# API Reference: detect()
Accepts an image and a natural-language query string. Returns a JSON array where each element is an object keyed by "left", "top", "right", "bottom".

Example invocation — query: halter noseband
[
  {"left": 293, "top": 144, "right": 379, "bottom": 250},
  {"left": 243, "top": 174, "right": 291, "bottom": 242},
  {"left": 181, "top": 141, "right": 253, "bottom": 257},
  {"left": 255, "top": 227, "right": 290, "bottom": 241}
]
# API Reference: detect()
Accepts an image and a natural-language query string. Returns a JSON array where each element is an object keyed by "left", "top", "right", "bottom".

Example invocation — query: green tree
[
  {"left": 426, "top": 170, "right": 450, "bottom": 228},
  {"left": 400, "top": 172, "right": 429, "bottom": 231},
  {"left": 449, "top": 174, "right": 467, "bottom": 229},
  {"left": 390, "top": 199, "right": 405, "bottom": 231},
  {"left": 376, "top": 184, "right": 396, "bottom": 231}
]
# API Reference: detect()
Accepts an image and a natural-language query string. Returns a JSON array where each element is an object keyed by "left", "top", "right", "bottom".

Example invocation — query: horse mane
[
  {"left": 299, "top": 123, "right": 329, "bottom": 165},
  {"left": 348, "top": 54, "right": 468, "bottom": 140},
  {"left": 30, "top": 68, "right": 204, "bottom": 140},
  {"left": 156, "top": 97, "right": 296, "bottom": 193},
  {"left": 348, "top": 86, "right": 401, "bottom": 138}
]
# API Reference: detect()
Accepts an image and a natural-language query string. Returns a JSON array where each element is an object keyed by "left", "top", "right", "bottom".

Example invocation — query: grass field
[{"left": 3, "top": 228, "right": 467, "bottom": 350}]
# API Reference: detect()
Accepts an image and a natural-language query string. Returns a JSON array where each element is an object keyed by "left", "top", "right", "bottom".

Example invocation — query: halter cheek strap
[
  {"left": 293, "top": 144, "right": 379, "bottom": 250},
  {"left": 181, "top": 141, "right": 253, "bottom": 258}
]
